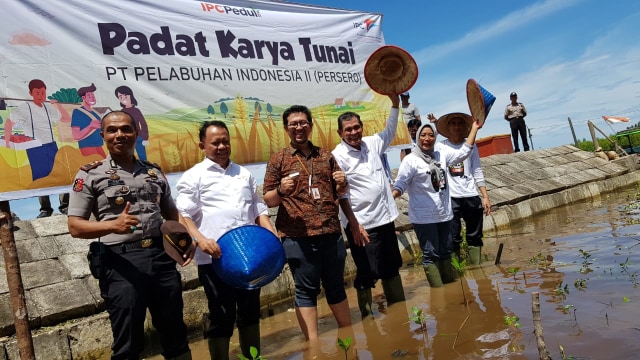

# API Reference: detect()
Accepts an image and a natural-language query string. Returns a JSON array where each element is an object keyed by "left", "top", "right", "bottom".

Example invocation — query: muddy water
[{"left": 151, "top": 189, "right": 640, "bottom": 359}]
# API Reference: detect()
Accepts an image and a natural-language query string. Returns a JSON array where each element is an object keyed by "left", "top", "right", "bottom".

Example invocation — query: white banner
[{"left": 0, "top": 0, "right": 411, "bottom": 200}]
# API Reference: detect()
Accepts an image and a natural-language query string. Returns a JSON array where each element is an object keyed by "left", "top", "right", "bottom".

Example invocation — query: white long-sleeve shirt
[
  {"left": 175, "top": 158, "right": 268, "bottom": 265},
  {"left": 332, "top": 108, "right": 400, "bottom": 229},
  {"left": 440, "top": 139, "right": 486, "bottom": 198},
  {"left": 393, "top": 142, "right": 472, "bottom": 224}
]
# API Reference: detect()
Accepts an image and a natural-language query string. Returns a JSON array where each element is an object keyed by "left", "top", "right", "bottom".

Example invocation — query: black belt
[{"left": 106, "top": 237, "right": 163, "bottom": 253}]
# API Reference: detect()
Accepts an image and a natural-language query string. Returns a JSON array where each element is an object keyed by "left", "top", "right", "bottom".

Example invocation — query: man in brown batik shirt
[{"left": 263, "top": 104, "right": 352, "bottom": 341}]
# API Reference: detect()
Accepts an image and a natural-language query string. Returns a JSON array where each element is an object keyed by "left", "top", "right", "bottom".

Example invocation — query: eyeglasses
[{"left": 287, "top": 121, "right": 310, "bottom": 129}]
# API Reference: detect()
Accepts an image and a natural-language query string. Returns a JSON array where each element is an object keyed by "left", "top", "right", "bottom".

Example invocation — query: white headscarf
[{"left": 412, "top": 123, "right": 447, "bottom": 192}]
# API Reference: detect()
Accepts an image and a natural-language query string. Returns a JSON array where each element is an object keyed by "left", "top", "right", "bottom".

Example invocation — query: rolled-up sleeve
[{"left": 175, "top": 170, "right": 202, "bottom": 220}]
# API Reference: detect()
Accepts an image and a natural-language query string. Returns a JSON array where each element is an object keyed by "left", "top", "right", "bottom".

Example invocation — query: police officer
[{"left": 67, "top": 111, "right": 193, "bottom": 360}]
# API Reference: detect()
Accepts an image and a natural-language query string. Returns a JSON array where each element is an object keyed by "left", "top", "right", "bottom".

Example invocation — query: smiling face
[
  {"left": 199, "top": 124, "right": 231, "bottom": 168},
  {"left": 117, "top": 92, "right": 132, "bottom": 108},
  {"left": 285, "top": 112, "right": 313, "bottom": 145},
  {"left": 337, "top": 116, "right": 363, "bottom": 149},
  {"left": 82, "top": 92, "right": 97, "bottom": 107},
  {"left": 101, "top": 112, "right": 137, "bottom": 157},
  {"left": 418, "top": 125, "right": 436, "bottom": 152},
  {"left": 447, "top": 117, "right": 469, "bottom": 143}
]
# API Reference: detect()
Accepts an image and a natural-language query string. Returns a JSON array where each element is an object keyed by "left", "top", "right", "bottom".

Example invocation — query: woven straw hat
[
  {"left": 364, "top": 45, "right": 418, "bottom": 95},
  {"left": 436, "top": 112, "right": 473, "bottom": 139},
  {"left": 466, "top": 79, "right": 496, "bottom": 126}
]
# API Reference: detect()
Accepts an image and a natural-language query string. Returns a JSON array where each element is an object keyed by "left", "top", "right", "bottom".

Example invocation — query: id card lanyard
[{"left": 295, "top": 154, "right": 316, "bottom": 198}]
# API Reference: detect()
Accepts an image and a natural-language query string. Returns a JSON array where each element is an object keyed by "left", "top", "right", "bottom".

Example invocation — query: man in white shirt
[
  {"left": 400, "top": 92, "right": 421, "bottom": 124},
  {"left": 332, "top": 94, "right": 405, "bottom": 317},
  {"left": 176, "top": 120, "right": 276, "bottom": 360}
]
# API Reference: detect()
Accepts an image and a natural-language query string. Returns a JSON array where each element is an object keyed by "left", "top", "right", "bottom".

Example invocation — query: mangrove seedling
[
  {"left": 237, "top": 346, "right": 265, "bottom": 360},
  {"left": 451, "top": 256, "right": 468, "bottom": 305},
  {"left": 409, "top": 306, "right": 428, "bottom": 333},
  {"left": 579, "top": 249, "right": 594, "bottom": 274},
  {"left": 554, "top": 282, "right": 570, "bottom": 296},
  {"left": 508, "top": 267, "right": 520, "bottom": 281},
  {"left": 619, "top": 257, "right": 639, "bottom": 287},
  {"left": 559, "top": 344, "right": 575, "bottom": 360},
  {"left": 560, "top": 304, "right": 575, "bottom": 315},
  {"left": 578, "top": 248, "right": 592, "bottom": 264},
  {"left": 337, "top": 336, "right": 352, "bottom": 360},
  {"left": 504, "top": 315, "right": 521, "bottom": 329}
]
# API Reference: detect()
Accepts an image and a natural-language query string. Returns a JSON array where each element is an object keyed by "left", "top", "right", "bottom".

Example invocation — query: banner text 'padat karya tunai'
[{"left": 0, "top": 0, "right": 411, "bottom": 200}]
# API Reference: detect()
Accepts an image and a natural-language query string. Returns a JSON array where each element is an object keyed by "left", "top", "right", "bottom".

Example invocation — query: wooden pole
[
  {"left": 531, "top": 292, "right": 551, "bottom": 360},
  {"left": 589, "top": 121, "right": 629, "bottom": 156},
  {"left": 568, "top": 117, "right": 579, "bottom": 147},
  {"left": 0, "top": 201, "right": 35, "bottom": 360},
  {"left": 494, "top": 243, "right": 504, "bottom": 265}
]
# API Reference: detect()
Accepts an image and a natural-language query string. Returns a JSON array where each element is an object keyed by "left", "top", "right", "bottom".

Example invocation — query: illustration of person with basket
[
  {"left": 3, "top": 79, "right": 71, "bottom": 181},
  {"left": 71, "top": 83, "right": 105, "bottom": 158}
]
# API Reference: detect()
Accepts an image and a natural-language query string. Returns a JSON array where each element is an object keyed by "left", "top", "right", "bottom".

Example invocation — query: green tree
[
  {"left": 254, "top": 101, "right": 262, "bottom": 116},
  {"left": 220, "top": 102, "right": 228, "bottom": 119},
  {"left": 207, "top": 104, "right": 215, "bottom": 119}
]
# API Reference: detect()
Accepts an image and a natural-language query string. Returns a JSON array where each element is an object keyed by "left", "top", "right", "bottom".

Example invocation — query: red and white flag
[{"left": 602, "top": 115, "right": 630, "bottom": 124}]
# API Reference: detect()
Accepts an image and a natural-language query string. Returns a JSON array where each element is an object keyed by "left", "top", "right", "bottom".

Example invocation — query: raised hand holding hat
[{"left": 364, "top": 45, "right": 418, "bottom": 95}]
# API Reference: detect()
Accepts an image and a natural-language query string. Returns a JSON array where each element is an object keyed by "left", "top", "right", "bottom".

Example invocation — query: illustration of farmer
[
  {"left": 71, "top": 83, "right": 105, "bottom": 158},
  {"left": 3, "top": 79, "right": 71, "bottom": 180},
  {"left": 115, "top": 85, "right": 149, "bottom": 160}
]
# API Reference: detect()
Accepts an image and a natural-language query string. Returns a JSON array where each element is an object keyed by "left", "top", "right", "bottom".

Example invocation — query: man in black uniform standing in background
[{"left": 67, "top": 111, "right": 193, "bottom": 360}]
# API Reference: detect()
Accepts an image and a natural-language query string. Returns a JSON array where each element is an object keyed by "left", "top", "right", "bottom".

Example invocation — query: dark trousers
[
  {"left": 509, "top": 117, "right": 530, "bottom": 151},
  {"left": 344, "top": 222, "right": 402, "bottom": 290},
  {"left": 39, "top": 193, "right": 69, "bottom": 213},
  {"left": 26, "top": 142, "right": 58, "bottom": 180},
  {"left": 198, "top": 264, "right": 261, "bottom": 338},
  {"left": 413, "top": 220, "right": 454, "bottom": 266},
  {"left": 100, "top": 247, "right": 189, "bottom": 359},
  {"left": 451, "top": 196, "right": 484, "bottom": 249},
  {"left": 282, "top": 234, "right": 347, "bottom": 307}
]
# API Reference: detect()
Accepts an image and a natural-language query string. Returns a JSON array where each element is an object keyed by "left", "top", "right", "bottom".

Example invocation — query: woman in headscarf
[{"left": 392, "top": 115, "right": 481, "bottom": 287}]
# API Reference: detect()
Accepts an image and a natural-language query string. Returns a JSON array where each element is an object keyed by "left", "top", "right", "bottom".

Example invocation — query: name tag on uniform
[{"left": 311, "top": 187, "right": 320, "bottom": 200}]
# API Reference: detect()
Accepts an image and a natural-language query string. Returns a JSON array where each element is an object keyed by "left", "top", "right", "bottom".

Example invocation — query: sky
[
  {"left": 299, "top": 0, "right": 640, "bottom": 149},
  {"left": 9, "top": 0, "right": 640, "bottom": 220}
]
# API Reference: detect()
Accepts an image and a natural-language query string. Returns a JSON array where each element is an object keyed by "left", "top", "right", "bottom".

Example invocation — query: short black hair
[
  {"left": 101, "top": 111, "right": 135, "bottom": 131},
  {"left": 337, "top": 111, "right": 362, "bottom": 131},
  {"left": 407, "top": 119, "right": 422, "bottom": 128},
  {"left": 199, "top": 120, "right": 229, "bottom": 141},
  {"left": 282, "top": 105, "right": 313, "bottom": 127}
]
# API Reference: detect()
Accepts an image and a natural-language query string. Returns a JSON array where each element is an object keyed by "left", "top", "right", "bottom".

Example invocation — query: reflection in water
[{"left": 149, "top": 188, "right": 640, "bottom": 359}]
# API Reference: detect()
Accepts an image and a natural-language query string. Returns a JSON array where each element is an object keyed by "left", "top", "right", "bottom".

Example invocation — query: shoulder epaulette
[
  {"left": 80, "top": 161, "right": 102, "bottom": 172},
  {"left": 141, "top": 159, "right": 162, "bottom": 170}
]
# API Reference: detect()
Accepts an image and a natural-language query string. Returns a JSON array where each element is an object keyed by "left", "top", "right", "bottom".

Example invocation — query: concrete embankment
[{"left": 1, "top": 145, "right": 639, "bottom": 359}]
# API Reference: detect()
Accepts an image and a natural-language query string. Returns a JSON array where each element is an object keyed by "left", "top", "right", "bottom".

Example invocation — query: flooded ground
[{"left": 151, "top": 187, "right": 640, "bottom": 359}]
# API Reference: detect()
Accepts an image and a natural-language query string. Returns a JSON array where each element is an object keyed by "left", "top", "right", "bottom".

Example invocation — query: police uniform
[{"left": 68, "top": 156, "right": 190, "bottom": 359}]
